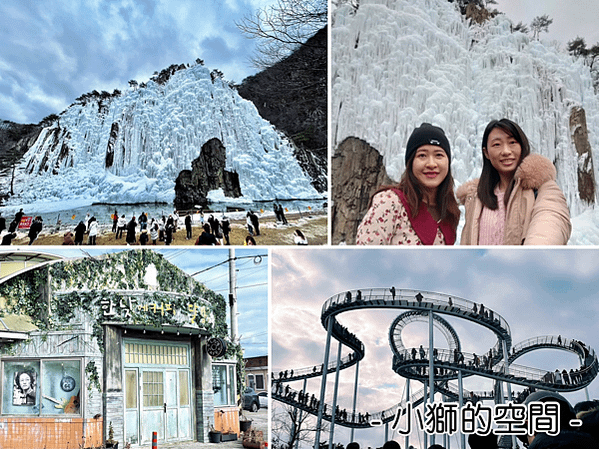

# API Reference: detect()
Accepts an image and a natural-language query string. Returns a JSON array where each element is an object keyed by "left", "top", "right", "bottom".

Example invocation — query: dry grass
[{"left": 14, "top": 211, "right": 328, "bottom": 247}]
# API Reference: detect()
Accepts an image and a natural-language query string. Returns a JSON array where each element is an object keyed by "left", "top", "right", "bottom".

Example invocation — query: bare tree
[
  {"left": 272, "top": 403, "right": 328, "bottom": 449},
  {"left": 530, "top": 15, "right": 553, "bottom": 40},
  {"left": 237, "top": 0, "right": 327, "bottom": 69}
]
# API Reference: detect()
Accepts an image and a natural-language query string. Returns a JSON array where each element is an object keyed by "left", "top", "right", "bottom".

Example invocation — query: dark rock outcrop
[
  {"left": 293, "top": 146, "right": 327, "bottom": 193},
  {"left": 174, "top": 138, "right": 242, "bottom": 209},
  {"left": 0, "top": 121, "right": 42, "bottom": 173},
  {"left": 23, "top": 125, "right": 72, "bottom": 175},
  {"left": 570, "top": 106, "right": 596, "bottom": 205},
  {"left": 237, "top": 27, "right": 327, "bottom": 193},
  {"left": 105, "top": 122, "right": 119, "bottom": 169},
  {"left": 0, "top": 121, "right": 42, "bottom": 200},
  {"left": 332, "top": 137, "right": 395, "bottom": 245}
]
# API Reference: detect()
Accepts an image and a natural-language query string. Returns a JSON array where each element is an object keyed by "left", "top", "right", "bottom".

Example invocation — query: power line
[
  {"left": 190, "top": 253, "right": 267, "bottom": 277},
  {"left": 211, "top": 282, "right": 268, "bottom": 293}
]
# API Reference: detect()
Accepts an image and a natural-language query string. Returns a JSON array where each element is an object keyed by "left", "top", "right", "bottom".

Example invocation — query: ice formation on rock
[
  {"left": 332, "top": 0, "right": 599, "bottom": 220},
  {"left": 7, "top": 63, "right": 320, "bottom": 209}
]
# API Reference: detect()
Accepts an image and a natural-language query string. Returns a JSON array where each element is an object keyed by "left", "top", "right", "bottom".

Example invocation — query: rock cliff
[
  {"left": 237, "top": 27, "right": 327, "bottom": 193},
  {"left": 174, "top": 138, "right": 242, "bottom": 209},
  {"left": 332, "top": 137, "right": 395, "bottom": 244}
]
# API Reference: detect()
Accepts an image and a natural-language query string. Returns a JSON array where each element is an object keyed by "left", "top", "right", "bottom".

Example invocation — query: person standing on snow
[
  {"left": 278, "top": 203, "right": 288, "bottom": 225},
  {"left": 249, "top": 210, "right": 260, "bottom": 236},
  {"left": 28, "top": 216, "right": 43, "bottom": 245},
  {"left": 116, "top": 214, "right": 127, "bottom": 239},
  {"left": 112, "top": 209, "right": 118, "bottom": 232},
  {"left": 185, "top": 213, "right": 193, "bottom": 240},
  {"left": 138, "top": 212, "right": 148, "bottom": 231},
  {"left": 150, "top": 219, "right": 159, "bottom": 245},
  {"left": 246, "top": 212, "right": 254, "bottom": 236},
  {"left": 74, "top": 221, "right": 86, "bottom": 245},
  {"left": 165, "top": 215, "right": 175, "bottom": 245},
  {"left": 221, "top": 216, "right": 231, "bottom": 245},
  {"left": 126, "top": 215, "right": 137, "bottom": 245},
  {"left": 87, "top": 216, "right": 98, "bottom": 245}
]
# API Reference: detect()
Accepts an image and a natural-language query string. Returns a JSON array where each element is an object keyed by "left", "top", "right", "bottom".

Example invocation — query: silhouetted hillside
[{"left": 238, "top": 27, "right": 327, "bottom": 192}]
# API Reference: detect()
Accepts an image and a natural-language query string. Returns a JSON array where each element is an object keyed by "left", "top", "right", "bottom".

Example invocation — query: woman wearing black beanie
[{"left": 356, "top": 123, "right": 460, "bottom": 245}]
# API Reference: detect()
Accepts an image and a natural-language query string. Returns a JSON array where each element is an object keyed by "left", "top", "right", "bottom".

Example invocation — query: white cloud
[{"left": 272, "top": 247, "right": 599, "bottom": 449}]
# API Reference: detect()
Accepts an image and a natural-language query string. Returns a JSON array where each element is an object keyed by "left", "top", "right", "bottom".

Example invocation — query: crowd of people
[
  {"left": 0, "top": 209, "right": 34, "bottom": 245},
  {"left": 0, "top": 205, "right": 311, "bottom": 246},
  {"left": 273, "top": 392, "right": 599, "bottom": 449}
]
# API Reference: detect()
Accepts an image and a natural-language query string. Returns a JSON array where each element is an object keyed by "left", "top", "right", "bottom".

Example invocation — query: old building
[
  {"left": 244, "top": 355, "right": 268, "bottom": 394},
  {"left": 0, "top": 249, "right": 240, "bottom": 449}
]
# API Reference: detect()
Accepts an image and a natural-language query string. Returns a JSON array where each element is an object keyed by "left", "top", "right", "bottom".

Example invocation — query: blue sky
[
  {"left": 272, "top": 248, "right": 599, "bottom": 448},
  {"left": 22, "top": 247, "right": 268, "bottom": 358},
  {"left": 0, "top": 0, "right": 278, "bottom": 124}
]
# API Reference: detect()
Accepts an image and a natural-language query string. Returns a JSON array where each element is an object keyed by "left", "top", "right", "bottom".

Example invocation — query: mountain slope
[
  {"left": 2, "top": 63, "right": 321, "bottom": 210},
  {"left": 238, "top": 27, "right": 327, "bottom": 193}
]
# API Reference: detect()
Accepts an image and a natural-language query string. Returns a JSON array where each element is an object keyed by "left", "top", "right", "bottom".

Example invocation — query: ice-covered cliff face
[
  {"left": 8, "top": 64, "right": 320, "bottom": 208},
  {"left": 332, "top": 0, "right": 599, "bottom": 218}
]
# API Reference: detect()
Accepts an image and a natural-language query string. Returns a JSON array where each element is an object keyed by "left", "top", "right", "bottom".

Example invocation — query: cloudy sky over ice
[
  {"left": 272, "top": 248, "right": 599, "bottom": 448},
  {"left": 0, "top": 0, "right": 277, "bottom": 124},
  {"left": 493, "top": 0, "right": 599, "bottom": 46}
]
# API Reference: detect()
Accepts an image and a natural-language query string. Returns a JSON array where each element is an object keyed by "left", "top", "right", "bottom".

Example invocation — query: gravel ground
[
  {"left": 11, "top": 211, "right": 327, "bottom": 246},
  {"left": 145, "top": 407, "right": 269, "bottom": 449}
]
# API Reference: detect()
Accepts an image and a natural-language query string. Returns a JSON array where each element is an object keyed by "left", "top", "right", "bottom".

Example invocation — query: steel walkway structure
[{"left": 272, "top": 288, "right": 598, "bottom": 447}]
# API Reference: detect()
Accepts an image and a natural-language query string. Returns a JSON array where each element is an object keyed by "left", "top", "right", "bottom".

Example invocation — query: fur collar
[{"left": 456, "top": 154, "right": 556, "bottom": 204}]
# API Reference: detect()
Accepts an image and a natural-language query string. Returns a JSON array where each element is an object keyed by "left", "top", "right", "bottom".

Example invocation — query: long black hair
[
  {"left": 477, "top": 118, "right": 530, "bottom": 209},
  {"left": 370, "top": 150, "right": 460, "bottom": 232}
]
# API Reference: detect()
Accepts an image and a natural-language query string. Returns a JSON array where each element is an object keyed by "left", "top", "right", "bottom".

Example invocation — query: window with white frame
[{"left": 212, "top": 362, "right": 236, "bottom": 406}]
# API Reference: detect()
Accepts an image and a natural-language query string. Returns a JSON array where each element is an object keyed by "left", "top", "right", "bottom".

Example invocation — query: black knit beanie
[{"left": 405, "top": 123, "right": 451, "bottom": 164}]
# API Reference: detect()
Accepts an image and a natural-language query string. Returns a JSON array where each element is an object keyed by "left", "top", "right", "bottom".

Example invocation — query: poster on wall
[{"left": 13, "top": 371, "right": 36, "bottom": 406}]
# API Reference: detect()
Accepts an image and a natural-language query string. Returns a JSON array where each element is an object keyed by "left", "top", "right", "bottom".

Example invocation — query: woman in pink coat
[{"left": 457, "top": 118, "right": 571, "bottom": 245}]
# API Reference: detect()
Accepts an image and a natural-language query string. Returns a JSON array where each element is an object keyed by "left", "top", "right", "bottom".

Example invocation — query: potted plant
[
  {"left": 208, "top": 419, "right": 222, "bottom": 443},
  {"left": 239, "top": 409, "right": 252, "bottom": 432},
  {"left": 222, "top": 427, "right": 238, "bottom": 442},
  {"left": 106, "top": 421, "right": 119, "bottom": 449}
]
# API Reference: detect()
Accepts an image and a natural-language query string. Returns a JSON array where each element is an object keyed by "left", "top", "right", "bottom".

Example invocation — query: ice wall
[
  {"left": 9, "top": 64, "right": 320, "bottom": 207},
  {"left": 332, "top": 0, "right": 599, "bottom": 217}
]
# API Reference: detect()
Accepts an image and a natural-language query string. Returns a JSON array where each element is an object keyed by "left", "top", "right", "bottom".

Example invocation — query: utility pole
[{"left": 229, "top": 248, "right": 238, "bottom": 342}]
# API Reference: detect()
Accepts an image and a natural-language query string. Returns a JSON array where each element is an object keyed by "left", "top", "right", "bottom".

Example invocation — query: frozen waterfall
[
  {"left": 332, "top": 0, "right": 599, "bottom": 227},
  {"left": 7, "top": 63, "right": 320, "bottom": 210}
]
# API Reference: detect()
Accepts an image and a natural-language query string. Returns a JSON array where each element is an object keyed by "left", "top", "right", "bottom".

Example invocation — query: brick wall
[
  {"left": 0, "top": 417, "right": 102, "bottom": 449},
  {"left": 196, "top": 389, "right": 214, "bottom": 442}
]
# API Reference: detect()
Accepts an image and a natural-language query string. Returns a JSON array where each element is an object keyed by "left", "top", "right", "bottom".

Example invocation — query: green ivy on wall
[
  {"left": 226, "top": 342, "right": 246, "bottom": 399},
  {"left": 85, "top": 360, "right": 102, "bottom": 397},
  {"left": 0, "top": 266, "right": 49, "bottom": 326},
  {"left": 0, "top": 250, "right": 229, "bottom": 350}
]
